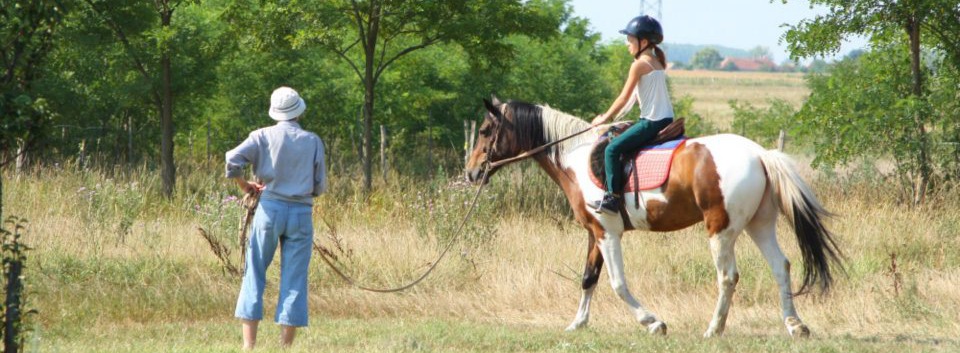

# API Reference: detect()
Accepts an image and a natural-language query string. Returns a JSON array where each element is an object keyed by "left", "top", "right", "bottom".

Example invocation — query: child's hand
[{"left": 591, "top": 114, "right": 608, "bottom": 127}]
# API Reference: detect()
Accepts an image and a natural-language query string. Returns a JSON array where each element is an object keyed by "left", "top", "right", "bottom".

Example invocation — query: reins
[{"left": 486, "top": 125, "right": 595, "bottom": 169}]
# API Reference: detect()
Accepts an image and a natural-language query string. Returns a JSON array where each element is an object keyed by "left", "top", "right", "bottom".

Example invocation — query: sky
[{"left": 567, "top": 0, "right": 868, "bottom": 63}]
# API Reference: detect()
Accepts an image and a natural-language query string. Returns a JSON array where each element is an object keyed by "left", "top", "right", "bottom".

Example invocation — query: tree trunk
[
  {"left": 362, "top": 82, "right": 374, "bottom": 191},
  {"left": 907, "top": 16, "right": 930, "bottom": 205},
  {"left": 160, "top": 9, "right": 176, "bottom": 198},
  {"left": 360, "top": 1, "right": 382, "bottom": 191}
]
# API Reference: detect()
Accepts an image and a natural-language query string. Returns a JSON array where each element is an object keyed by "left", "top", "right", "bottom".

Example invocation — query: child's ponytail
[{"left": 654, "top": 45, "right": 667, "bottom": 68}]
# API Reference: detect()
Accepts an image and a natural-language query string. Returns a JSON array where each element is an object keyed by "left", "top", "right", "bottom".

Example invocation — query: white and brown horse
[{"left": 465, "top": 97, "right": 842, "bottom": 338}]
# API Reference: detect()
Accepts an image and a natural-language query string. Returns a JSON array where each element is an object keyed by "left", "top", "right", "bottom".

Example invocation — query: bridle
[{"left": 479, "top": 103, "right": 594, "bottom": 172}]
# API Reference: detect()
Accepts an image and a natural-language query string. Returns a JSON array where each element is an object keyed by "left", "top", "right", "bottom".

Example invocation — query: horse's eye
[{"left": 480, "top": 128, "right": 491, "bottom": 137}]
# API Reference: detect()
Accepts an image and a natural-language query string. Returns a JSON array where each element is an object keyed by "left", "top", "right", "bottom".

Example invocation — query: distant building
[{"left": 718, "top": 57, "right": 777, "bottom": 71}]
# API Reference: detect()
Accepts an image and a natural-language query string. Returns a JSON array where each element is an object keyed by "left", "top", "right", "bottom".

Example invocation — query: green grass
[{"left": 34, "top": 316, "right": 959, "bottom": 353}]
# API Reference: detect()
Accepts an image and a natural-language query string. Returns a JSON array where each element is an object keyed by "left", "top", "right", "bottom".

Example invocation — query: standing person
[
  {"left": 589, "top": 15, "right": 675, "bottom": 214},
  {"left": 226, "top": 86, "right": 327, "bottom": 349}
]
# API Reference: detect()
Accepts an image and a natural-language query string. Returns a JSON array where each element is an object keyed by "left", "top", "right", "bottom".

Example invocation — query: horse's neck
[{"left": 538, "top": 106, "right": 593, "bottom": 168}]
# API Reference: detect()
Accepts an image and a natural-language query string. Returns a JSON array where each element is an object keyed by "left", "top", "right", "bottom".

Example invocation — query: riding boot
[{"left": 589, "top": 193, "right": 621, "bottom": 214}]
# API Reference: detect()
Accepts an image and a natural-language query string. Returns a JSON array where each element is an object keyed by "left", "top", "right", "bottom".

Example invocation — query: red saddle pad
[{"left": 590, "top": 139, "right": 686, "bottom": 192}]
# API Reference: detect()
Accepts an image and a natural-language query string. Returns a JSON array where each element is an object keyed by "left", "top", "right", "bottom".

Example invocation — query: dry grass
[
  {"left": 669, "top": 70, "right": 809, "bottom": 130},
  {"left": 8, "top": 160, "right": 960, "bottom": 352}
]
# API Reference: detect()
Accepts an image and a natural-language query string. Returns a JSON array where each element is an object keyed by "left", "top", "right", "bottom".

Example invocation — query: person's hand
[
  {"left": 248, "top": 181, "right": 264, "bottom": 193},
  {"left": 240, "top": 180, "right": 264, "bottom": 194},
  {"left": 591, "top": 114, "right": 608, "bottom": 127}
]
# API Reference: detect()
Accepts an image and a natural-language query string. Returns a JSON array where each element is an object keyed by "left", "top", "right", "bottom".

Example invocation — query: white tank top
[{"left": 615, "top": 69, "right": 674, "bottom": 122}]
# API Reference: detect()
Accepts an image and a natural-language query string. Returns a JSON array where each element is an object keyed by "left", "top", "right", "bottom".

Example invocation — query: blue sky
[{"left": 567, "top": 0, "right": 867, "bottom": 62}]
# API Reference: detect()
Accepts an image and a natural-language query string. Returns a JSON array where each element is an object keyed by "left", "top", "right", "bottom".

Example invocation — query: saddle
[{"left": 589, "top": 118, "right": 686, "bottom": 202}]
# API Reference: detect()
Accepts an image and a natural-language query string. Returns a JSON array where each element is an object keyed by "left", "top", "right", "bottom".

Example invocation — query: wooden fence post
[
  {"left": 206, "top": 115, "right": 212, "bottom": 163},
  {"left": 470, "top": 120, "right": 477, "bottom": 154},
  {"left": 380, "top": 125, "right": 388, "bottom": 183},
  {"left": 777, "top": 129, "right": 786, "bottom": 152},
  {"left": 463, "top": 120, "right": 470, "bottom": 173}
]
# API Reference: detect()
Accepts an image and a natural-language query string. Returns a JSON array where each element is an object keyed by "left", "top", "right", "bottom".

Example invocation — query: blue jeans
[{"left": 235, "top": 198, "right": 314, "bottom": 327}]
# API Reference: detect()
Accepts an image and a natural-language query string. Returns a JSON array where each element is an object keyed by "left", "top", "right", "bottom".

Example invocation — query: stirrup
[{"left": 589, "top": 193, "right": 621, "bottom": 214}]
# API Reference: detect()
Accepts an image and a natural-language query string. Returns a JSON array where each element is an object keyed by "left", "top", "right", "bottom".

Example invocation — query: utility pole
[{"left": 640, "top": 0, "right": 662, "bottom": 20}]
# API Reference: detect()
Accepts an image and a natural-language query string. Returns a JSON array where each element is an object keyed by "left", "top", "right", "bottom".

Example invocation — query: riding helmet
[{"left": 619, "top": 15, "right": 663, "bottom": 45}]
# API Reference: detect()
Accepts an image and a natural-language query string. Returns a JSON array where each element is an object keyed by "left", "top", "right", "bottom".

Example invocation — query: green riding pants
[{"left": 604, "top": 117, "right": 673, "bottom": 195}]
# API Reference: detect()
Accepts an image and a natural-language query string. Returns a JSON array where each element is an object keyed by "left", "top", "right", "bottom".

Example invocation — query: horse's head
[{"left": 465, "top": 96, "right": 521, "bottom": 184}]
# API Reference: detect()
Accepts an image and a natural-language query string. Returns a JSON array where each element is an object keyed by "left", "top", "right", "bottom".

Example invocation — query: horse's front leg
[
  {"left": 566, "top": 232, "right": 603, "bottom": 331},
  {"left": 598, "top": 231, "right": 667, "bottom": 335}
]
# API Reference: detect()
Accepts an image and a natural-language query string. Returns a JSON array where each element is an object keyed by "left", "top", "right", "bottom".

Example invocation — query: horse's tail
[{"left": 759, "top": 150, "right": 843, "bottom": 295}]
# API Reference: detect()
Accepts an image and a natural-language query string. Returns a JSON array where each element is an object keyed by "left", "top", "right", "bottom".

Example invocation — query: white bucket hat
[{"left": 268, "top": 86, "right": 306, "bottom": 121}]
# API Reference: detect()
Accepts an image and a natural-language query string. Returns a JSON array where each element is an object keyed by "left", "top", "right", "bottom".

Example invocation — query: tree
[
  {"left": 749, "top": 45, "right": 772, "bottom": 59},
  {"left": 80, "top": 0, "right": 197, "bottom": 198},
  {"left": 783, "top": 0, "right": 960, "bottom": 204},
  {"left": 690, "top": 47, "right": 723, "bottom": 70},
  {"left": 1, "top": 0, "right": 64, "bottom": 222},
  {"left": 226, "top": 0, "right": 561, "bottom": 191}
]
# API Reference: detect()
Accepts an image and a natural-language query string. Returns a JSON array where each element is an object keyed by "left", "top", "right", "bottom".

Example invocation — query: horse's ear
[
  {"left": 483, "top": 99, "right": 498, "bottom": 117},
  {"left": 490, "top": 94, "right": 502, "bottom": 107}
]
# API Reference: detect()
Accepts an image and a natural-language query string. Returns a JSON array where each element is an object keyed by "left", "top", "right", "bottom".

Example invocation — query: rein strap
[{"left": 488, "top": 125, "right": 595, "bottom": 169}]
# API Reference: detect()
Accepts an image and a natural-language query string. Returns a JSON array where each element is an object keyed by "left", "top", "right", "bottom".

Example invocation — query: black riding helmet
[{"left": 619, "top": 15, "right": 663, "bottom": 45}]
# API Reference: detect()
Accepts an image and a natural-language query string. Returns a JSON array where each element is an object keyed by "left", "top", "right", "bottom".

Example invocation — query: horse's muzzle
[{"left": 465, "top": 168, "right": 489, "bottom": 185}]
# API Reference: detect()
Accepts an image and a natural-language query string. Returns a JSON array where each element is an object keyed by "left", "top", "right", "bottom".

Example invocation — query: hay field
[
  {"left": 7, "top": 71, "right": 960, "bottom": 352},
  {"left": 669, "top": 70, "right": 809, "bottom": 129}
]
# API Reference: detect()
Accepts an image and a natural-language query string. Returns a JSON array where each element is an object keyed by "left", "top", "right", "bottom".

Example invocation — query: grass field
[
  {"left": 7, "top": 71, "right": 960, "bottom": 352},
  {"left": 669, "top": 70, "right": 809, "bottom": 129}
]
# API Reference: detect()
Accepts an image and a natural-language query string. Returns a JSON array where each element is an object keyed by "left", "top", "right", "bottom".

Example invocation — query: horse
[{"left": 464, "top": 97, "right": 842, "bottom": 338}]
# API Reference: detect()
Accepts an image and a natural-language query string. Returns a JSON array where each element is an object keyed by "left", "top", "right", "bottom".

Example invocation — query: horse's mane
[{"left": 505, "top": 100, "right": 593, "bottom": 167}]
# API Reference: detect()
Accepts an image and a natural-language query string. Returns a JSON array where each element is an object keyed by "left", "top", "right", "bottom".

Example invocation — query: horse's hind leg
[
  {"left": 745, "top": 196, "right": 810, "bottom": 338},
  {"left": 566, "top": 233, "right": 603, "bottom": 331},
  {"left": 598, "top": 232, "right": 667, "bottom": 335},
  {"left": 702, "top": 227, "right": 743, "bottom": 337}
]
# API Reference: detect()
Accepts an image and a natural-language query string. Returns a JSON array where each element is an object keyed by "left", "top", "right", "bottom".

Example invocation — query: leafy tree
[
  {"left": 226, "top": 0, "right": 562, "bottom": 190},
  {"left": 721, "top": 60, "right": 738, "bottom": 71},
  {"left": 783, "top": 0, "right": 960, "bottom": 204},
  {"left": 501, "top": 16, "right": 609, "bottom": 117},
  {"left": 1, "top": 0, "right": 65, "bottom": 221},
  {"left": 804, "top": 58, "right": 830, "bottom": 73},
  {"left": 70, "top": 0, "right": 202, "bottom": 197},
  {"left": 690, "top": 47, "right": 723, "bottom": 70},
  {"left": 749, "top": 45, "right": 772, "bottom": 59},
  {"left": 730, "top": 99, "right": 798, "bottom": 148}
]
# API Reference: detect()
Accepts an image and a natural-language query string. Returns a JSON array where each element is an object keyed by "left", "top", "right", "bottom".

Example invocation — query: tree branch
[
  {"left": 349, "top": 0, "right": 369, "bottom": 52},
  {"left": 331, "top": 42, "right": 364, "bottom": 82},
  {"left": 374, "top": 36, "right": 441, "bottom": 81},
  {"left": 83, "top": 0, "right": 160, "bottom": 103}
]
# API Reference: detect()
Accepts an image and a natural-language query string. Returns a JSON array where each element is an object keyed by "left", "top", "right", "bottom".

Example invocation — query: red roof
[{"left": 719, "top": 57, "right": 777, "bottom": 71}]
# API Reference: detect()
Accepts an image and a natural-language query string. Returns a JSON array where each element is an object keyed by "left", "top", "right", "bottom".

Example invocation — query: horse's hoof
[
  {"left": 785, "top": 317, "right": 810, "bottom": 338},
  {"left": 647, "top": 321, "right": 667, "bottom": 335},
  {"left": 703, "top": 327, "right": 723, "bottom": 338},
  {"left": 565, "top": 321, "right": 588, "bottom": 332}
]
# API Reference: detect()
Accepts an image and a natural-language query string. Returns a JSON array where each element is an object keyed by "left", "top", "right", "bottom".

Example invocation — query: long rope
[
  {"left": 313, "top": 167, "right": 491, "bottom": 293},
  {"left": 312, "top": 124, "right": 596, "bottom": 292}
]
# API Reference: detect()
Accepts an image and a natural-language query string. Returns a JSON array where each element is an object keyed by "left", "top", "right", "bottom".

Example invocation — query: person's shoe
[{"left": 589, "top": 193, "right": 621, "bottom": 214}]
